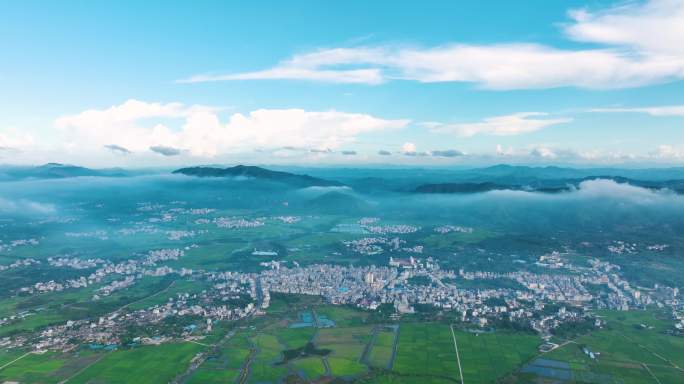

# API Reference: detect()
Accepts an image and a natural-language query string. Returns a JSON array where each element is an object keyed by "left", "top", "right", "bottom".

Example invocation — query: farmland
[{"left": 3, "top": 301, "right": 684, "bottom": 383}]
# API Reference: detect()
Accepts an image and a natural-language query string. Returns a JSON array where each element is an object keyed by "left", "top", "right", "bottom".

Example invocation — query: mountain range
[{"left": 172, "top": 165, "right": 344, "bottom": 188}]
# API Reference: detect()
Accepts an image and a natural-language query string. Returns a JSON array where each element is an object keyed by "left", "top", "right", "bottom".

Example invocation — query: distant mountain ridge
[
  {"left": 414, "top": 175, "right": 684, "bottom": 194},
  {"left": 0, "top": 163, "right": 125, "bottom": 180},
  {"left": 172, "top": 165, "right": 344, "bottom": 188}
]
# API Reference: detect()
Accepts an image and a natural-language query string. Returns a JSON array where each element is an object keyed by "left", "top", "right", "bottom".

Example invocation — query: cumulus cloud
[
  {"left": 399, "top": 142, "right": 429, "bottom": 156},
  {"left": 150, "top": 145, "right": 182, "bottom": 156},
  {"left": 104, "top": 144, "right": 132, "bottom": 154},
  {"left": 401, "top": 142, "right": 417, "bottom": 153},
  {"left": 527, "top": 146, "right": 603, "bottom": 161},
  {"left": 181, "top": 1, "right": 684, "bottom": 90},
  {"left": 529, "top": 146, "right": 558, "bottom": 159},
  {"left": 650, "top": 145, "right": 683, "bottom": 159},
  {"left": 496, "top": 144, "right": 515, "bottom": 156},
  {"left": 55, "top": 99, "right": 409, "bottom": 158},
  {"left": 427, "top": 113, "right": 571, "bottom": 137},
  {"left": 431, "top": 149, "right": 464, "bottom": 157}
]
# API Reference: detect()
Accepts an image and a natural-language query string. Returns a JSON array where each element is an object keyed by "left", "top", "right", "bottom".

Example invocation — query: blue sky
[{"left": 1, "top": 0, "right": 683, "bottom": 167}]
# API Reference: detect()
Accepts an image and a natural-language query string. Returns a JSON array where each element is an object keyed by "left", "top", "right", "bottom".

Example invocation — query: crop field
[
  {"left": 0, "top": 349, "right": 25, "bottom": 368},
  {"left": 392, "top": 323, "right": 461, "bottom": 381},
  {"left": 126, "top": 279, "right": 212, "bottom": 311},
  {"left": 317, "top": 326, "right": 371, "bottom": 376},
  {"left": 367, "top": 326, "right": 397, "bottom": 368},
  {"left": 292, "top": 356, "right": 327, "bottom": 379},
  {"left": 3, "top": 298, "right": 684, "bottom": 384},
  {"left": 275, "top": 327, "right": 316, "bottom": 348},
  {"left": 186, "top": 330, "right": 252, "bottom": 384},
  {"left": 316, "top": 305, "right": 369, "bottom": 327},
  {"left": 247, "top": 333, "right": 289, "bottom": 383},
  {"left": 68, "top": 342, "right": 205, "bottom": 384},
  {"left": 328, "top": 356, "right": 368, "bottom": 377},
  {"left": 0, "top": 351, "right": 104, "bottom": 384},
  {"left": 422, "top": 229, "right": 497, "bottom": 248},
  {"left": 536, "top": 310, "right": 684, "bottom": 384},
  {"left": 454, "top": 329, "right": 540, "bottom": 383}
]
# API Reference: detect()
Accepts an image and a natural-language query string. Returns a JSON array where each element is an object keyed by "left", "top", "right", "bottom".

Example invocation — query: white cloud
[
  {"left": 0, "top": 128, "right": 34, "bottom": 150},
  {"left": 496, "top": 144, "right": 514, "bottom": 156},
  {"left": 182, "top": 68, "right": 384, "bottom": 85},
  {"left": 427, "top": 112, "right": 571, "bottom": 137},
  {"left": 181, "top": 1, "right": 684, "bottom": 90},
  {"left": 55, "top": 99, "right": 409, "bottom": 158},
  {"left": 564, "top": 0, "right": 684, "bottom": 55},
  {"left": 529, "top": 146, "right": 558, "bottom": 159},
  {"left": 650, "top": 145, "right": 683, "bottom": 159},
  {"left": 571, "top": 179, "right": 675, "bottom": 204},
  {"left": 401, "top": 142, "right": 417, "bottom": 153},
  {"left": 590, "top": 105, "right": 684, "bottom": 116},
  {"left": 180, "top": 48, "right": 387, "bottom": 84}
]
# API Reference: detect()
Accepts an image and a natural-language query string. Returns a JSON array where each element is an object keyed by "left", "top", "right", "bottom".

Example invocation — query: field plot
[
  {"left": 0, "top": 351, "right": 86, "bottom": 384},
  {"left": 422, "top": 229, "right": 496, "bottom": 248},
  {"left": 68, "top": 342, "right": 205, "bottom": 384},
  {"left": 187, "top": 330, "right": 252, "bottom": 384},
  {"left": 454, "top": 329, "right": 540, "bottom": 383},
  {"left": 367, "top": 326, "right": 397, "bottom": 369},
  {"left": 537, "top": 310, "right": 684, "bottom": 384},
  {"left": 316, "top": 326, "right": 370, "bottom": 376},
  {"left": 0, "top": 348, "right": 26, "bottom": 368},
  {"left": 275, "top": 327, "right": 316, "bottom": 348},
  {"left": 291, "top": 356, "right": 326, "bottom": 379},
  {"left": 126, "top": 278, "right": 212, "bottom": 311},
  {"left": 247, "top": 333, "right": 288, "bottom": 383},
  {"left": 393, "top": 323, "right": 461, "bottom": 381},
  {"left": 316, "top": 305, "right": 369, "bottom": 326}
]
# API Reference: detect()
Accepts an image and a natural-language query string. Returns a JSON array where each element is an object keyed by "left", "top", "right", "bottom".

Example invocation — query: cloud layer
[
  {"left": 181, "top": 1, "right": 684, "bottom": 90},
  {"left": 55, "top": 99, "right": 409, "bottom": 158},
  {"left": 591, "top": 105, "right": 684, "bottom": 117},
  {"left": 426, "top": 113, "right": 571, "bottom": 137}
]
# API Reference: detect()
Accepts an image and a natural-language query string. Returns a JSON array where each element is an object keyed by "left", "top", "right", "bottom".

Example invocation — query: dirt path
[
  {"left": 117, "top": 280, "right": 176, "bottom": 313},
  {"left": 618, "top": 331, "right": 683, "bottom": 371},
  {"left": 388, "top": 324, "right": 399, "bottom": 370},
  {"left": 0, "top": 351, "right": 32, "bottom": 371},
  {"left": 60, "top": 353, "right": 107, "bottom": 384},
  {"left": 172, "top": 330, "right": 235, "bottom": 384},
  {"left": 322, "top": 357, "right": 331, "bottom": 376},
  {"left": 642, "top": 363, "right": 663, "bottom": 384},
  {"left": 359, "top": 326, "right": 379, "bottom": 365},
  {"left": 238, "top": 348, "right": 257, "bottom": 384},
  {"left": 450, "top": 324, "right": 465, "bottom": 384}
]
